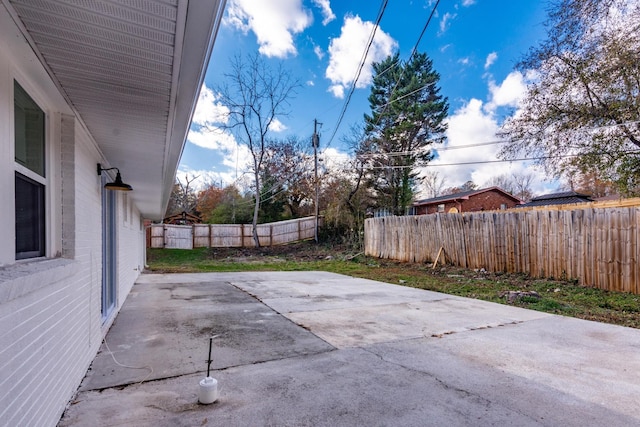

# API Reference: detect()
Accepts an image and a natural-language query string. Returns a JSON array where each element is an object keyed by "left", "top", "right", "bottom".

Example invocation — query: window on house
[
  {"left": 437, "top": 204, "right": 445, "bottom": 213},
  {"left": 14, "top": 81, "right": 46, "bottom": 260},
  {"left": 500, "top": 203, "right": 507, "bottom": 210}
]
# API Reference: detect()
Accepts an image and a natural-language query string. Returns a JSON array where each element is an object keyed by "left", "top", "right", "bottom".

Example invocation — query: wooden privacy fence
[
  {"left": 364, "top": 207, "right": 640, "bottom": 294},
  {"left": 149, "top": 216, "right": 319, "bottom": 249}
]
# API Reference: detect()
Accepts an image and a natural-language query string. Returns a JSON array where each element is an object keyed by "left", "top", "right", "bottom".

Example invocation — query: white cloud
[
  {"left": 313, "top": 44, "right": 325, "bottom": 59},
  {"left": 458, "top": 57, "right": 470, "bottom": 65},
  {"left": 183, "top": 129, "right": 254, "bottom": 189},
  {"left": 192, "top": 85, "right": 229, "bottom": 126},
  {"left": 325, "top": 15, "right": 397, "bottom": 98},
  {"left": 312, "top": 0, "right": 336, "bottom": 25},
  {"left": 188, "top": 126, "right": 237, "bottom": 151},
  {"left": 268, "top": 118, "right": 288, "bottom": 132},
  {"left": 486, "top": 70, "right": 529, "bottom": 111},
  {"left": 224, "top": 0, "right": 312, "bottom": 58},
  {"left": 422, "top": 72, "right": 551, "bottom": 196},
  {"left": 439, "top": 12, "right": 456, "bottom": 34},
  {"left": 328, "top": 84, "right": 345, "bottom": 98},
  {"left": 320, "top": 147, "right": 351, "bottom": 173},
  {"left": 424, "top": 99, "right": 520, "bottom": 192},
  {"left": 462, "top": 0, "right": 476, "bottom": 6},
  {"left": 188, "top": 84, "right": 253, "bottom": 181},
  {"left": 175, "top": 166, "right": 227, "bottom": 191},
  {"left": 484, "top": 52, "right": 498, "bottom": 70}
]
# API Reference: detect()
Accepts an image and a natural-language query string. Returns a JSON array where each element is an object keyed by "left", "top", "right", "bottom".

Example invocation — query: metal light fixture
[{"left": 97, "top": 163, "right": 133, "bottom": 191}]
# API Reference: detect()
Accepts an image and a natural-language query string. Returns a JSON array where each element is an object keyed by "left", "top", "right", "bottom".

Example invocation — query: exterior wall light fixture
[{"left": 97, "top": 163, "right": 133, "bottom": 191}]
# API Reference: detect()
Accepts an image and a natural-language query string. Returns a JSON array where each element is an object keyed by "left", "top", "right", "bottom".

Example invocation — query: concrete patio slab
[
  {"left": 231, "top": 278, "right": 455, "bottom": 314},
  {"left": 371, "top": 315, "right": 640, "bottom": 421},
  {"left": 60, "top": 345, "right": 639, "bottom": 427},
  {"left": 59, "top": 271, "right": 640, "bottom": 426},
  {"left": 80, "top": 279, "right": 333, "bottom": 391},
  {"left": 285, "top": 298, "right": 550, "bottom": 348}
]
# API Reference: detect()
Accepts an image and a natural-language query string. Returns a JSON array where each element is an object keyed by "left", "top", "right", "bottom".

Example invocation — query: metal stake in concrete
[
  {"left": 199, "top": 336, "right": 220, "bottom": 404},
  {"left": 207, "top": 337, "right": 213, "bottom": 377}
]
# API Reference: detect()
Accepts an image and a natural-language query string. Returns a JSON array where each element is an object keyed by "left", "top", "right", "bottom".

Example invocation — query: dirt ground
[
  {"left": 205, "top": 241, "right": 544, "bottom": 287},
  {"left": 205, "top": 241, "right": 356, "bottom": 262}
]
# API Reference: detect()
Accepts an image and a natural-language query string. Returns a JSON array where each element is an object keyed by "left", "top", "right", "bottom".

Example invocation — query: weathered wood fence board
[
  {"left": 163, "top": 224, "right": 193, "bottom": 249},
  {"left": 149, "top": 216, "right": 319, "bottom": 249},
  {"left": 364, "top": 207, "right": 640, "bottom": 294}
]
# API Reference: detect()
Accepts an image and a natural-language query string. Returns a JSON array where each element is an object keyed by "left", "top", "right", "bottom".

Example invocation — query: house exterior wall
[
  {"left": 0, "top": 9, "right": 142, "bottom": 427},
  {"left": 415, "top": 190, "right": 520, "bottom": 215}
]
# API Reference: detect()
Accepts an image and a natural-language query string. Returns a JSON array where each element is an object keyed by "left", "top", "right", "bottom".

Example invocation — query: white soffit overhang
[{"left": 7, "top": 0, "right": 225, "bottom": 219}]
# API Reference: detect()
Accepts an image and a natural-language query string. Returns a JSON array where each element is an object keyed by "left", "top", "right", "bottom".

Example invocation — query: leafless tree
[
  {"left": 511, "top": 172, "right": 534, "bottom": 202},
  {"left": 214, "top": 53, "right": 300, "bottom": 246},
  {"left": 486, "top": 172, "right": 534, "bottom": 201},
  {"left": 165, "top": 174, "right": 199, "bottom": 218},
  {"left": 422, "top": 170, "right": 446, "bottom": 198}
]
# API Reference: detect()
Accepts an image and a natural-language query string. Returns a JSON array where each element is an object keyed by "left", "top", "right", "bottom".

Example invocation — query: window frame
[
  {"left": 15, "top": 172, "right": 45, "bottom": 259},
  {"left": 12, "top": 79, "right": 50, "bottom": 261}
]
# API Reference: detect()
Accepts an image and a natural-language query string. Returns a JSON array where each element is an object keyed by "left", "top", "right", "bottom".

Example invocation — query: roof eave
[{"left": 159, "top": 0, "right": 226, "bottom": 220}]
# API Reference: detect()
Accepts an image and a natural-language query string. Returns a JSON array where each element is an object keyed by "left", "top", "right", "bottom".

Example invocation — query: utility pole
[{"left": 312, "top": 119, "right": 321, "bottom": 243}]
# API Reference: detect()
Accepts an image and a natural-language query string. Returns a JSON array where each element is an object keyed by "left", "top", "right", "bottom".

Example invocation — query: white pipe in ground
[{"left": 198, "top": 377, "right": 219, "bottom": 404}]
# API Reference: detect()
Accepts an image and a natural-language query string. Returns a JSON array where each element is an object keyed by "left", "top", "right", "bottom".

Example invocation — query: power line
[
  {"left": 325, "top": 0, "right": 389, "bottom": 148},
  {"left": 321, "top": 119, "right": 640, "bottom": 160},
  {"left": 350, "top": 139, "right": 509, "bottom": 160},
  {"left": 335, "top": 149, "right": 640, "bottom": 170},
  {"left": 368, "top": 0, "right": 442, "bottom": 130}
]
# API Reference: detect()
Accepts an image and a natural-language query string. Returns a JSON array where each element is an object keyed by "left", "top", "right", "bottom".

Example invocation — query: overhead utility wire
[
  {"left": 348, "top": 120, "right": 640, "bottom": 159},
  {"left": 368, "top": 0, "right": 441, "bottom": 130},
  {"left": 345, "top": 149, "right": 640, "bottom": 170},
  {"left": 352, "top": 140, "right": 509, "bottom": 159},
  {"left": 324, "top": 0, "right": 389, "bottom": 148}
]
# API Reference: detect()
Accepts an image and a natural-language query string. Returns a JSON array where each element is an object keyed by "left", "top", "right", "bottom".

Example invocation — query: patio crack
[{"left": 359, "top": 346, "right": 542, "bottom": 424}]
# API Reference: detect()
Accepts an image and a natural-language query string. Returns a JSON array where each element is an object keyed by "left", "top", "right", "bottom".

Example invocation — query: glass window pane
[
  {"left": 14, "top": 81, "right": 45, "bottom": 177},
  {"left": 15, "top": 172, "right": 45, "bottom": 259}
]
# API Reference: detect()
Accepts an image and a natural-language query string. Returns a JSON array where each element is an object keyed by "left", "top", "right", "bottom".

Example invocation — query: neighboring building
[
  {"left": 413, "top": 187, "right": 523, "bottom": 215},
  {"left": 517, "top": 191, "right": 594, "bottom": 208},
  {"left": 0, "top": 2, "right": 225, "bottom": 426}
]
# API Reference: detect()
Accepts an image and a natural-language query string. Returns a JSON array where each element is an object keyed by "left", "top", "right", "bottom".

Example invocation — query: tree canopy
[
  {"left": 362, "top": 52, "right": 448, "bottom": 215},
  {"left": 499, "top": 0, "right": 640, "bottom": 195}
]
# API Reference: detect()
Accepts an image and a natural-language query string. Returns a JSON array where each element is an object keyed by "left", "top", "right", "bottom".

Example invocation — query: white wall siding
[
  {"left": 0, "top": 7, "right": 143, "bottom": 427},
  {"left": 0, "top": 268, "right": 90, "bottom": 426}
]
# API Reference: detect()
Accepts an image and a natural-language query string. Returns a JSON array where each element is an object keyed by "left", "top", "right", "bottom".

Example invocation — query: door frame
[{"left": 101, "top": 178, "right": 117, "bottom": 323}]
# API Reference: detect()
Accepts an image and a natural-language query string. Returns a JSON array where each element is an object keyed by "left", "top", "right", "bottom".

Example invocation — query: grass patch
[{"left": 146, "top": 242, "right": 640, "bottom": 329}]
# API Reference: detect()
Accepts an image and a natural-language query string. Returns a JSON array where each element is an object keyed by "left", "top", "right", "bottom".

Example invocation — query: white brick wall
[{"left": 0, "top": 9, "right": 143, "bottom": 427}]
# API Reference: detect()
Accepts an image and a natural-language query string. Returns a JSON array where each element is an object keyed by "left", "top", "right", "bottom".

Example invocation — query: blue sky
[{"left": 179, "top": 0, "right": 558, "bottom": 195}]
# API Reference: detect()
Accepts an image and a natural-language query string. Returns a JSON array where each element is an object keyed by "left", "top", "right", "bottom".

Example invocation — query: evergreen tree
[{"left": 363, "top": 52, "right": 448, "bottom": 215}]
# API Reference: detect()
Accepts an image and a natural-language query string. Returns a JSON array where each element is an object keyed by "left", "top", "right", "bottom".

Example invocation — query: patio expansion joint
[
  {"left": 427, "top": 319, "right": 525, "bottom": 338},
  {"left": 86, "top": 346, "right": 340, "bottom": 394},
  {"left": 227, "top": 281, "right": 341, "bottom": 350}
]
